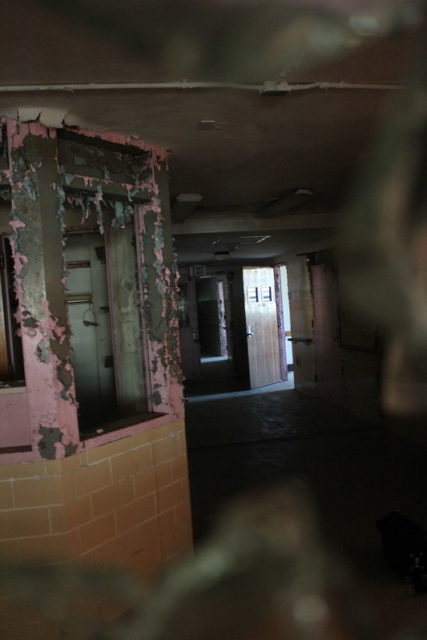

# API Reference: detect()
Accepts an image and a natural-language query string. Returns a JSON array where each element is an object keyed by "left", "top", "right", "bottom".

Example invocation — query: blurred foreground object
[
  {"left": 126, "top": 485, "right": 370, "bottom": 640},
  {"left": 340, "top": 24, "right": 427, "bottom": 418},
  {"left": 4, "top": 486, "right": 427, "bottom": 639},
  {"left": 29, "top": 0, "right": 425, "bottom": 83}
]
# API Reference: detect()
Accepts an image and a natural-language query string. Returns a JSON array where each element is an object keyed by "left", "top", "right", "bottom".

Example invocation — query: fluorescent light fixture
[
  {"left": 239, "top": 235, "right": 271, "bottom": 245},
  {"left": 213, "top": 250, "right": 230, "bottom": 261}
]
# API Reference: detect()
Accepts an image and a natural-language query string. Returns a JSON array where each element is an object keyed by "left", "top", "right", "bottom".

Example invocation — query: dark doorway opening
[{"left": 196, "top": 276, "right": 229, "bottom": 358}]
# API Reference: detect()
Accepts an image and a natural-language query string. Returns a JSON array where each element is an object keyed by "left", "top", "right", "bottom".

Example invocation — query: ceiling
[{"left": 0, "top": 0, "right": 425, "bottom": 265}]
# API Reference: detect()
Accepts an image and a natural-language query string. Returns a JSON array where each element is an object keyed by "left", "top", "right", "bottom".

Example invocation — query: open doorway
[
  {"left": 242, "top": 264, "right": 295, "bottom": 391},
  {"left": 196, "top": 276, "right": 230, "bottom": 359},
  {"left": 179, "top": 268, "right": 252, "bottom": 395},
  {"left": 180, "top": 265, "right": 295, "bottom": 396},
  {"left": 187, "top": 274, "right": 245, "bottom": 394}
]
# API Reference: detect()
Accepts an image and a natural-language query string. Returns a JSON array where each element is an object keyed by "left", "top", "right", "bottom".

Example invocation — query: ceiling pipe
[{"left": 0, "top": 81, "right": 404, "bottom": 94}]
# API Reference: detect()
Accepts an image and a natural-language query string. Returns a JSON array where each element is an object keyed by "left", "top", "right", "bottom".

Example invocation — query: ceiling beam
[{"left": 172, "top": 211, "right": 339, "bottom": 235}]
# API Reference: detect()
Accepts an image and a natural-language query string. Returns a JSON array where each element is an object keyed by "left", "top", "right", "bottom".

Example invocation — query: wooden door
[{"left": 243, "top": 267, "right": 281, "bottom": 388}]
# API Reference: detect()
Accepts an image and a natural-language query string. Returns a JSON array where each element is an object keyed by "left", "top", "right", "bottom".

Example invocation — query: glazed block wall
[
  {"left": 0, "top": 418, "right": 192, "bottom": 570},
  {"left": 0, "top": 418, "right": 192, "bottom": 638}
]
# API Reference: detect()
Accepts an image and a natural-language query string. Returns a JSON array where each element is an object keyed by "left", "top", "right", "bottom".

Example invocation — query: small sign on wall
[{"left": 189, "top": 265, "right": 206, "bottom": 277}]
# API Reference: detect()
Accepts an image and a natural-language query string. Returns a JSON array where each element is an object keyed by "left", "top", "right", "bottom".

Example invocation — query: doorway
[
  {"left": 191, "top": 274, "right": 241, "bottom": 394},
  {"left": 196, "top": 276, "right": 230, "bottom": 359},
  {"left": 181, "top": 265, "right": 295, "bottom": 396},
  {"left": 243, "top": 266, "right": 282, "bottom": 388},
  {"left": 181, "top": 271, "right": 252, "bottom": 395}
]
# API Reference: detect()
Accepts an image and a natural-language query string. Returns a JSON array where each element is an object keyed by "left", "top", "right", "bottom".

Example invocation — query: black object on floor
[{"left": 377, "top": 511, "right": 427, "bottom": 592}]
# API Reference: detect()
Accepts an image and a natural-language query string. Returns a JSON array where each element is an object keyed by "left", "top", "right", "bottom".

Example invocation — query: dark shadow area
[
  {"left": 184, "top": 355, "right": 294, "bottom": 398},
  {"left": 185, "top": 388, "right": 427, "bottom": 635},
  {"left": 184, "top": 357, "right": 250, "bottom": 397}
]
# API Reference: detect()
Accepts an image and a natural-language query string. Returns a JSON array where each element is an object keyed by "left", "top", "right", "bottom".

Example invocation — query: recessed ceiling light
[
  {"left": 198, "top": 120, "right": 218, "bottom": 130},
  {"left": 176, "top": 193, "right": 203, "bottom": 203},
  {"left": 171, "top": 193, "right": 203, "bottom": 224},
  {"left": 213, "top": 250, "right": 230, "bottom": 261}
]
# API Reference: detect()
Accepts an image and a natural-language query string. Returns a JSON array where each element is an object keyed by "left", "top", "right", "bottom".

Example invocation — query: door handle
[{"left": 247, "top": 325, "right": 253, "bottom": 338}]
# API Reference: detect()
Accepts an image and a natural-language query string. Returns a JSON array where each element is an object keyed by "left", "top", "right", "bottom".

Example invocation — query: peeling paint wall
[
  {"left": 6, "top": 120, "right": 80, "bottom": 460},
  {"left": 0, "top": 119, "right": 191, "bottom": 592},
  {"left": 0, "top": 118, "right": 183, "bottom": 462},
  {"left": 136, "top": 164, "right": 183, "bottom": 417}
]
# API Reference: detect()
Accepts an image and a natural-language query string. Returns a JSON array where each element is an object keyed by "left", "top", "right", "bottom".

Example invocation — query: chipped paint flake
[{"left": 37, "top": 425, "right": 78, "bottom": 460}]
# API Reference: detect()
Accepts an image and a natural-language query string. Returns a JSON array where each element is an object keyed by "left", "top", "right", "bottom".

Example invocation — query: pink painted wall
[
  {"left": 0, "top": 388, "right": 31, "bottom": 447},
  {"left": 0, "top": 118, "right": 183, "bottom": 462}
]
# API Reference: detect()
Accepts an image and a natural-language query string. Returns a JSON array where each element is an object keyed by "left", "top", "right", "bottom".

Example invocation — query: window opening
[
  {"left": 0, "top": 235, "right": 24, "bottom": 385},
  {"left": 64, "top": 211, "right": 148, "bottom": 435},
  {"left": 196, "top": 276, "right": 231, "bottom": 359}
]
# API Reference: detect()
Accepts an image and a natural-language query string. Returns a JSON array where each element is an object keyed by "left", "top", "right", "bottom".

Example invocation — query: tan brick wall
[
  {"left": 0, "top": 419, "right": 193, "bottom": 638},
  {"left": 0, "top": 418, "right": 192, "bottom": 569}
]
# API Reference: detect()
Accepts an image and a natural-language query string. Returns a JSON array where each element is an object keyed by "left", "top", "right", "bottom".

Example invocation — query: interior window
[
  {"left": 65, "top": 222, "right": 148, "bottom": 435},
  {"left": 0, "top": 235, "right": 24, "bottom": 385}
]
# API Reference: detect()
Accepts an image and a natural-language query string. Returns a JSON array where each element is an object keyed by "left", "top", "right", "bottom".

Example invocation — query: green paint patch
[
  {"left": 23, "top": 175, "right": 37, "bottom": 201},
  {"left": 64, "top": 173, "right": 75, "bottom": 186},
  {"left": 151, "top": 358, "right": 158, "bottom": 376},
  {"left": 74, "top": 155, "right": 87, "bottom": 166},
  {"left": 36, "top": 339, "right": 50, "bottom": 363},
  {"left": 56, "top": 362, "right": 74, "bottom": 401},
  {"left": 64, "top": 443, "right": 78, "bottom": 457},
  {"left": 127, "top": 187, "right": 139, "bottom": 201},
  {"left": 22, "top": 314, "right": 38, "bottom": 329},
  {"left": 151, "top": 390, "right": 162, "bottom": 406},
  {"left": 38, "top": 426, "right": 62, "bottom": 460},
  {"left": 38, "top": 426, "right": 78, "bottom": 459}
]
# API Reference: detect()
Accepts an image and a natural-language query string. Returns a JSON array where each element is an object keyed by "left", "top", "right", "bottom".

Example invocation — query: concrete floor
[{"left": 184, "top": 363, "right": 427, "bottom": 637}]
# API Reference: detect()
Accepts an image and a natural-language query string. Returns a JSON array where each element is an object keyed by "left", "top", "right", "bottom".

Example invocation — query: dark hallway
[{"left": 185, "top": 382, "right": 427, "bottom": 636}]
